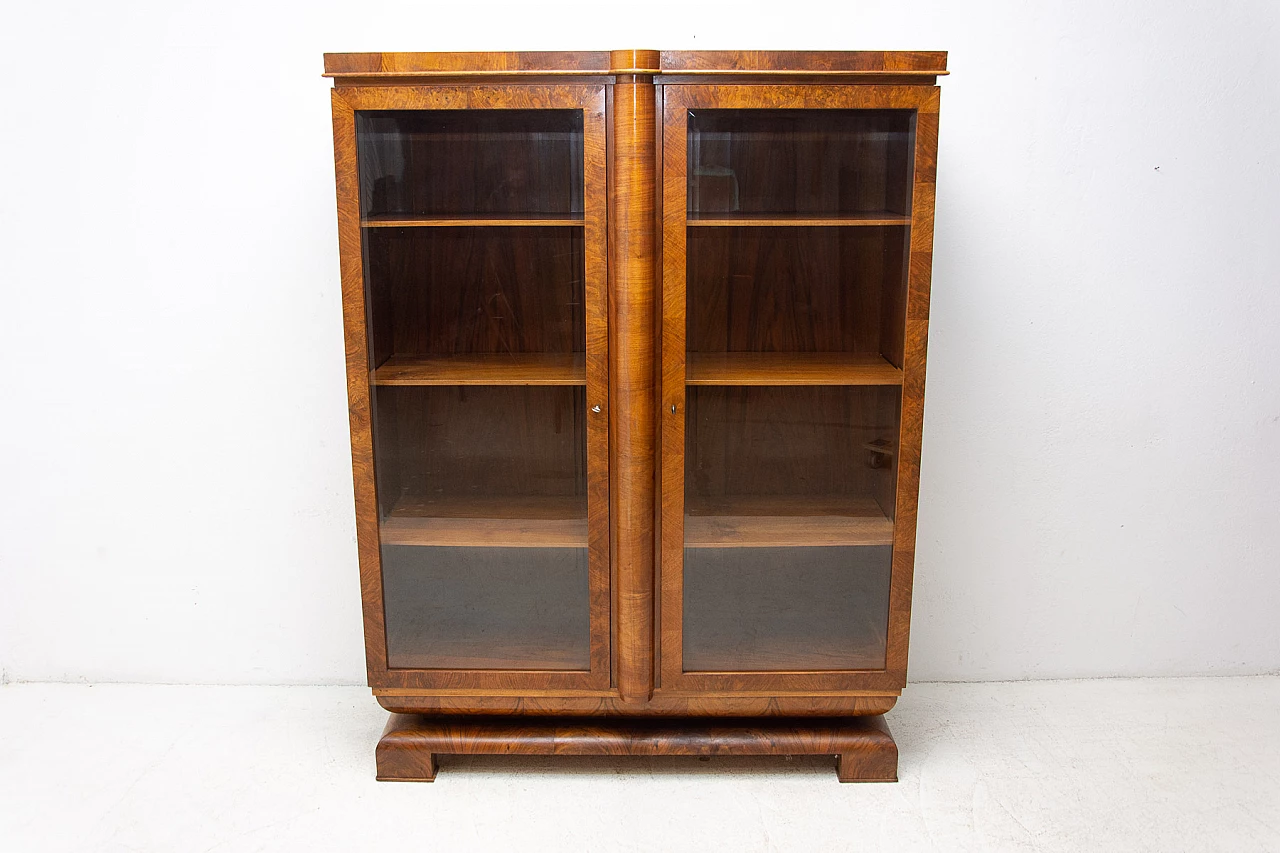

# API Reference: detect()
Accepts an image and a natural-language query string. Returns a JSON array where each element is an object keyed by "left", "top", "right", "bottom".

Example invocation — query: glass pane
[
  {"left": 357, "top": 109, "right": 591, "bottom": 671},
  {"left": 372, "top": 385, "right": 586, "bottom": 521},
  {"left": 687, "top": 109, "right": 912, "bottom": 217},
  {"left": 374, "top": 384, "right": 589, "bottom": 670},
  {"left": 685, "top": 385, "right": 900, "bottom": 539},
  {"left": 682, "top": 107, "right": 914, "bottom": 674},
  {"left": 358, "top": 110, "right": 584, "bottom": 218},
  {"left": 364, "top": 226, "right": 584, "bottom": 357},
  {"left": 687, "top": 225, "right": 908, "bottom": 360},
  {"left": 683, "top": 547, "right": 890, "bottom": 671},
  {"left": 384, "top": 546, "right": 589, "bottom": 670},
  {"left": 682, "top": 385, "right": 898, "bottom": 672}
]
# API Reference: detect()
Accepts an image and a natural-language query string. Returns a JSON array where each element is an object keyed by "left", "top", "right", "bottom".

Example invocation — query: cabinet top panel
[{"left": 323, "top": 50, "right": 947, "bottom": 86}]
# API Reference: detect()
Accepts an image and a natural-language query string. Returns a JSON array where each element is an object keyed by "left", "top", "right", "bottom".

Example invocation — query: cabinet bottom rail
[{"left": 375, "top": 713, "right": 898, "bottom": 783}]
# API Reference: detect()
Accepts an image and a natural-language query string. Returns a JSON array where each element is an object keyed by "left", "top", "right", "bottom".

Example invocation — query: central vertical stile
[{"left": 610, "top": 49, "right": 661, "bottom": 702}]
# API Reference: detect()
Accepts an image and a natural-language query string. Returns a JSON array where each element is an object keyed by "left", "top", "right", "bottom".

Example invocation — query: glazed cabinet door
[
  {"left": 332, "top": 86, "right": 610, "bottom": 691},
  {"left": 659, "top": 84, "right": 939, "bottom": 694}
]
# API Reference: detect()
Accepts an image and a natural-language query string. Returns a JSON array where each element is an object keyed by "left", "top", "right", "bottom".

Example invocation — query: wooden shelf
[
  {"left": 684, "top": 623, "right": 886, "bottom": 671},
  {"left": 686, "top": 212, "right": 909, "bottom": 227},
  {"left": 362, "top": 213, "right": 584, "bottom": 228},
  {"left": 686, "top": 352, "right": 903, "bottom": 386},
  {"left": 388, "top": 641, "right": 588, "bottom": 672},
  {"left": 685, "top": 496, "right": 893, "bottom": 548},
  {"left": 372, "top": 353, "right": 586, "bottom": 386},
  {"left": 380, "top": 496, "right": 588, "bottom": 548}
]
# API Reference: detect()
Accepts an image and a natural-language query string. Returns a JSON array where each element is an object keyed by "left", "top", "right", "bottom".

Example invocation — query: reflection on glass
[
  {"left": 687, "top": 109, "right": 914, "bottom": 217},
  {"left": 687, "top": 225, "right": 908, "bottom": 358},
  {"left": 682, "top": 108, "right": 914, "bottom": 674},
  {"left": 684, "top": 385, "right": 900, "bottom": 545},
  {"left": 384, "top": 546, "right": 589, "bottom": 670},
  {"left": 682, "top": 385, "right": 899, "bottom": 672},
  {"left": 683, "top": 546, "right": 891, "bottom": 671},
  {"left": 356, "top": 109, "right": 590, "bottom": 671},
  {"left": 358, "top": 110, "right": 584, "bottom": 219}
]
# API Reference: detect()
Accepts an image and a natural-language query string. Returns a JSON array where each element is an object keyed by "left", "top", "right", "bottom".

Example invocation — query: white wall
[{"left": 1, "top": 0, "right": 1277, "bottom": 685}]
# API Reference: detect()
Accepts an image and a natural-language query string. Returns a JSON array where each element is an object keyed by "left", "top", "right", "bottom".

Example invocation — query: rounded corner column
[{"left": 610, "top": 54, "right": 659, "bottom": 703}]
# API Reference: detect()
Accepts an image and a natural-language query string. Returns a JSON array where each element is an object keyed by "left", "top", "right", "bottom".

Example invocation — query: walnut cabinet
[{"left": 325, "top": 49, "right": 945, "bottom": 782}]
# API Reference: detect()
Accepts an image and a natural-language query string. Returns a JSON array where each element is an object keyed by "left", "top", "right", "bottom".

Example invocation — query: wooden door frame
[
  {"left": 331, "top": 84, "right": 612, "bottom": 692},
  {"left": 656, "top": 83, "right": 941, "bottom": 695}
]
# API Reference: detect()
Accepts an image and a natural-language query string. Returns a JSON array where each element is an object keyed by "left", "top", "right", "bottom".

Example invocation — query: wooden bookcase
[{"left": 325, "top": 49, "right": 945, "bottom": 782}]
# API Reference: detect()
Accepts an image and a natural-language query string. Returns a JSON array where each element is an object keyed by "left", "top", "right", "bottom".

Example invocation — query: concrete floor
[{"left": 1, "top": 678, "right": 1277, "bottom": 851}]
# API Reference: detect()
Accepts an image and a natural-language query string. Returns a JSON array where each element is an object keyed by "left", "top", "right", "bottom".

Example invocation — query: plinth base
[{"left": 375, "top": 714, "right": 897, "bottom": 783}]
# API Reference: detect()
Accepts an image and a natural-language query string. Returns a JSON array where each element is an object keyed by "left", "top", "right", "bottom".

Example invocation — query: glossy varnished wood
[
  {"left": 374, "top": 693, "right": 898, "bottom": 716},
  {"left": 686, "top": 352, "right": 902, "bottom": 386},
  {"left": 885, "top": 96, "right": 941, "bottom": 684},
  {"left": 325, "top": 50, "right": 946, "bottom": 85},
  {"left": 610, "top": 60, "right": 657, "bottom": 702},
  {"left": 332, "top": 91, "right": 387, "bottom": 682},
  {"left": 371, "top": 353, "right": 585, "bottom": 386},
  {"left": 376, "top": 715, "right": 439, "bottom": 781},
  {"left": 375, "top": 714, "right": 897, "bottom": 782},
  {"left": 684, "top": 495, "right": 894, "bottom": 547},
  {"left": 362, "top": 214, "right": 584, "bottom": 227},
  {"left": 659, "top": 50, "right": 945, "bottom": 76},
  {"left": 380, "top": 495, "right": 587, "bottom": 550},
  {"left": 686, "top": 213, "right": 909, "bottom": 227},
  {"left": 380, "top": 517, "right": 587, "bottom": 548},
  {"left": 326, "top": 51, "right": 615, "bottom": 78}
]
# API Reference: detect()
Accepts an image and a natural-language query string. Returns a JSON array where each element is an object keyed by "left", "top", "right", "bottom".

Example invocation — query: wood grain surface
[
  {"left": 686, "top": 213, "right": 909, "bottom": 226},
  {"left": 685, "top": 352, "right": 902, "bottom": 386},
  {"left": 362, "top": 214, "right": 584, "bottom": 227},
  {"left": 684, "top": 495, "right": 894, "bottom": 547},
  {"left": 374, "top": 693, "right": 898, "bottom": 716},
  {"left": 611, "top": 75, "right": 657, "bottom": 702},
  {"left": 884, "top": 92, "right": 942, "bottom": 684},
  {"left": 371, "top": 353, "right": 586, "bottom": 386},
  {"left": 324, "top": 50, "right": 946, "bottom": 84},
  {"left": 376, "top": 713, "right": 897, "bottom": 782}
]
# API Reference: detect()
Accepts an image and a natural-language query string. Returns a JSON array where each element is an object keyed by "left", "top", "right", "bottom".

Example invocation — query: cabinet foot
[
  {"left": 374, "top": 712, "right": 897, "bottom": 783},
  {"left": 375, "top": 715, "right": 437, "bottom": 781},
  {"left": 836, "top": 714, "right": 898, "bottom": 782}
]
